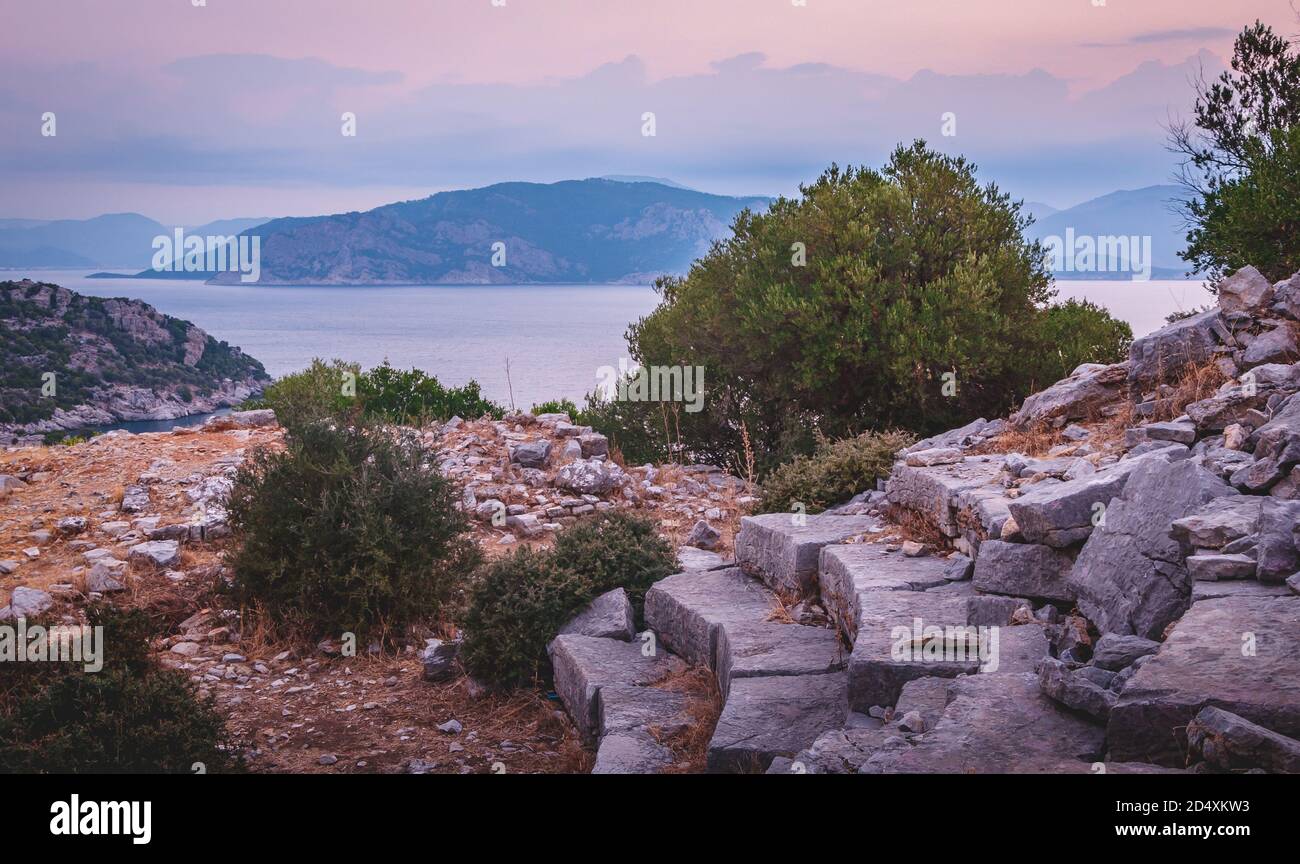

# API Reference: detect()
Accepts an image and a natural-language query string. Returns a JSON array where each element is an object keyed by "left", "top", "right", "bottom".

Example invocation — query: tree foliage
[
  {"left": 625, "top": 142, "right": 1127, "bottom": 470},
  {"left": 1172, "top": 21, "right": 1300, "bottom": 280}
]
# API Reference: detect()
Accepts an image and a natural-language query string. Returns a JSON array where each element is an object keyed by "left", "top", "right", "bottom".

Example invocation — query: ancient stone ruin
[{"left": 547, "top": 265, "right": 1300, "bottom": 774}]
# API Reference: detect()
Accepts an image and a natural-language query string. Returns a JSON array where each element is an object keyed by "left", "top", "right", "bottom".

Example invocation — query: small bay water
[{"left": 14, "top": 270, "right": 1204, "bottom": 420}]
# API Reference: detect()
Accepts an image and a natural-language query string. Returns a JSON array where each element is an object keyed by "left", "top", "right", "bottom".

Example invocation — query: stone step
[
  {"left": 547, "top": 634, "right": 685, "bottom": 740},
  {"left": 858, "top": 673, "right": 1109, "bottom": 774},
  {"left": 715, "top": 620, "right": 845, "bottom": 701},
  {"left": 819, "top": 543, "right": 952, "bottom": 639},
  {"left": 734, "top": 513, "right": 880, "bottom": 595},
  {"left": 591, "top": 685, "right": 692, "bottom": 775},
  {"left": 644, "top": 567, "right": 776, "bottom": 669},
  {"left": 884, "top": 455, "right": 1006, "bottom": 553},
  {"left": 845, "top": 590, "right": 981, "bottom": 712},
  {"left": 706, "top": 672, "right": 848, "bottom": 773}
]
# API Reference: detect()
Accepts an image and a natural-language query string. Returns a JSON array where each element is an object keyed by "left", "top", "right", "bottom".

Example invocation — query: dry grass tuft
[
  {"left": 974, "top": 421, "right": 1061, "bottom": 457},
  {"left": 654, "top": 666, "right": 723, "bottom": 774},
  {"left": 881, "top": 502, "right": 949, "bottom": 550},
  {"left": 1149, "top": 359, "right": 1228, "bottom": 422}
]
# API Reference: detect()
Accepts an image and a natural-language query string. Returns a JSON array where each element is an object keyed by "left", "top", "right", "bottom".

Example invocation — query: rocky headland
[{"left": 0, "top": 279, "right": 269, "bottom": 443}]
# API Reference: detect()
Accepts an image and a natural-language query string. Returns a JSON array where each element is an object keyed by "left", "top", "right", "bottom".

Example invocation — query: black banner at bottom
[{"left": 7, "top": 772, "right": 1286, "bottom": 851}]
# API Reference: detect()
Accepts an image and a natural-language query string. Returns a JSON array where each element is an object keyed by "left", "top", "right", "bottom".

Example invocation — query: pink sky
[
  {"left": 1, "top": 0, "right": 1293, "bottom": 222},
  {"left": 7, "top": 0, "right": 1271, "bottom": 88}
]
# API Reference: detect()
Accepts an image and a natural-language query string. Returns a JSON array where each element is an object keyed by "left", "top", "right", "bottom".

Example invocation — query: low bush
[
  {"left": 759, "top": 429, "right": 916, "bottom": 515},
  {"left": 225, "top": 421, "right": 481, "bottom": 644},
  {"left": 0, "top": 604, "right": 241, "bottom": 773},
  {"left": 358, "top": 362, "right": 502, "bottom": 425},
  {"left": 258, "top": 358, "right": 360, "bottom": 432},
  {"left": 461, "top": 511, "right": 677, "bottom": 689},
  {"left": 260, "top": 359, "right": 503, "bottom": 432},
  {"left": 549, "top": 510, "right": 677, "bottom": 611},
  {"left": 529, "top": 398, "right": 580, "bottom": 417}
]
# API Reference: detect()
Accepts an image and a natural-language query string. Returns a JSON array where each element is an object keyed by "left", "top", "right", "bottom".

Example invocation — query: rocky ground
[{"left": 0, "top": 407, "right": 741, "bottom": 773}]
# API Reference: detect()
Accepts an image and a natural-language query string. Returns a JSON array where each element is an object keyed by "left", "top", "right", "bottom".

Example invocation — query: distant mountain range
[
  {"left": 9, "top": 180, "right": 1200, "bottom": 285},
  {"left": 0, "top": 215, "right": 269, "bottom": 269}
]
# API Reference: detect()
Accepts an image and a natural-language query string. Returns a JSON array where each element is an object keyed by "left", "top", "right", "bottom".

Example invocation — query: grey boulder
[{"left": 1069, "top": 457, "right": 1237, "bottom": 639}]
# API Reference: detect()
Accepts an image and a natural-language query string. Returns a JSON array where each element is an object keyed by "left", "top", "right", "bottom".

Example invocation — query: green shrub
[
  {"left": 225, "top": 421, "right": 481, "bottom": 644},
  {"left": 0, "top": 605, "right": 241, "bottom": 773},
  {"left": 260, "top": 358, "right": 361, "bottom": 432},
  {"left": 358, "top": 362, "right": 502, "bottom": 424},
  {"left": 1025, "top": 300, "right": 1133, "bottom": 392},
  {"left": 529, "top": 398, "right": 580, "bottom": 417},
  {"left": 261, "top": 359, "right": 503, "bottom": 432},
  {"left": 1185, "top": 125, "right": 1300, "bottom": 283},
  {"left": 1171, "top": 21, "right": 1300, "bottom": 281},
  {"left": 549, "top": 510, "right": 677, "bottom": 612},
  {"left": 461, "top": 511, "right": 677, "bottom": 689},
  {"left": 759, "top": 429, "right": 916, "bottom": 515},
  {"left": 460, "top": 549, "right": 592, "bottom": 690}
]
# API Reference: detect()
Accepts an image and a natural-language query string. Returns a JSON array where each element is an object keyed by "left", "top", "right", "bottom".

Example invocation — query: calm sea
[{"left": 14, "top": 270, "right": 1208, "bottom": 412}]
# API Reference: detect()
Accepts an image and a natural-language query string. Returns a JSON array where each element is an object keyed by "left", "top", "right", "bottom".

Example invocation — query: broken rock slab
[
  {"left": 0, "top": 586, "right": 54, "bottom": 620},
  {"left": 593, "top": 730, "right": 675, "bottom": 775},
  {"left": 644, "top": 567, "right": 775, "bottom": 669},
  {"left": 734, "top": 513, "right": 877, "bottom": 594},
  {"left": 1091, "top": 634, "right": 1160, "bottom": 671},
  {"left": 1010, "top": 361, "right": 1128, "bottom": 428},
  {"left": 1038, "top": 657, "right": 1117, "bottom": 722},
  {"left": 1128, "top": 308, "right": 1226, "bottom": 390},
  {"left": 819, "top": 543, "right": 951, "bottom": 637},
  {"left": 715, "top": 620, "right": 845, "bottom": 700},
  {"left": 1006, "top": 453, "right": 1172, "bottom": 548},
  {"left": 885, "top": 456, "right": 1004, "bottom": 541},
  {"left": 993, "top": 624, "right": 1052, "bottom": 675},
  {"left": 1255, "top": 498, "right": 1300, "bottom": 584},
  {"left": 846, "top": 590, "right": 980, "bottom": 712},
  {"left": 675, "top": 546, "right": 729, "bottom": 571},
  {"left": 706, "top": 672, "right": 848, "bottom": 773},
  {"left": 1217, "top": 265, "right": 1275, "bottom": 313},
  {"left": 127, "top": 539, "right": 181, "bottom": 569},
  {"left": 547, "top": 634, "right": 685, "bottom": 740},
  {"left": 1192, "top": 580, "right": 1291, "bottom": 603},
  {"left": 1186, "top": 705, "right": 1300, "bottom": 774},
  {"left": 860, "top": 673, "right": 1107, "bottom": 774},
  {"left": 591, "top": 685, "right": 691, "bottom": 774},
  {"left": 559, "top": 587, "right": 635, "bottom": 641},
  {"left": 1170, "top": 496, "right": 1262, "bottom": 548},
  {"left": 782, "top": 726, "right": 900, "bottom": 774},
  {"left": 1107, "top": 595, "right": 1300, "bottom": 766},
  {"left": 1069, "top": 457, "right": 1237, "bottom": 639}
]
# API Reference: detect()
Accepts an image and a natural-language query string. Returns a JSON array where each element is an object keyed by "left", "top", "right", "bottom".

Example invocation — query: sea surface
[{"left": 14, "top": 270, "right": 1209, "bottom": 412}]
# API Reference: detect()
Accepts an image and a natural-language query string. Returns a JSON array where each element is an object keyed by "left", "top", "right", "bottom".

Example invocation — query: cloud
[
  {"left": 1083, "top": 27, "right": 1236, "bottom": 49},
  {"left": 0, "top": 49, "right": 1226, "bottom": 216}
]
